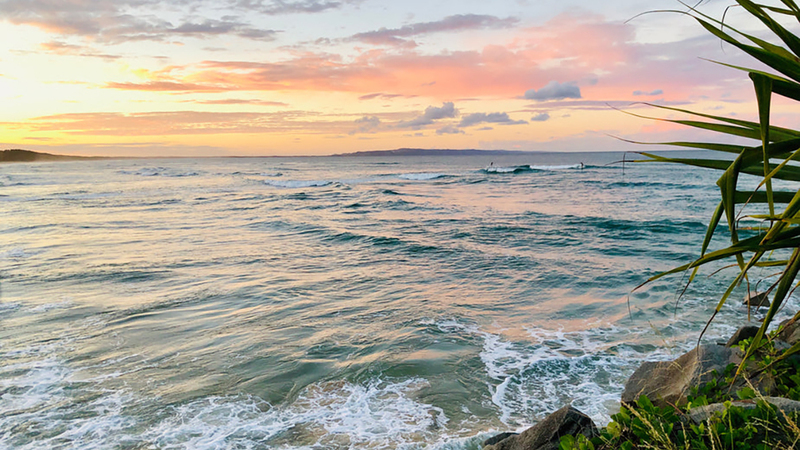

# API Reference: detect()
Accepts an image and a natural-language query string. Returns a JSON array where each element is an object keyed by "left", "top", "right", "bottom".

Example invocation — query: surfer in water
[{"left": 579, "top": 162, "right": 584, "bottom": 169}]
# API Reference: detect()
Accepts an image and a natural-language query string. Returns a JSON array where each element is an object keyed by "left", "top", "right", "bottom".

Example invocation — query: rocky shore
[{"left": 482, "top": 318, "right": 800, "bottom": 450}]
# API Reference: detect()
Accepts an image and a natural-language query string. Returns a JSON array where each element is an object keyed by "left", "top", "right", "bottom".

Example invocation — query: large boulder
[
  {"left": 726, "top": 325, "right": 760, "bottom": 348},
  {"left": 622, "top": 345, "right": 744, "bottom": 408},
  {"left": 482, "top": 432, "right": 518, "bottom": 447},
  {"left": 777, "top": 318, "right": 800, "bottom": 346},
  {"left": 744, "top": 291, "right": 770, "bottom": 308},
  {"left": 483, "top": 405, "right": 597, "bottom": 450}
]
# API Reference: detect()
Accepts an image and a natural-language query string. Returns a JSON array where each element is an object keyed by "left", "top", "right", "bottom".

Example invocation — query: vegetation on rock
[
  {"left": 562, "top": 1, "right": 800, "bottom": 448},
  {"left": 631, "top": 0, "right": 800, "bottom": 376}
]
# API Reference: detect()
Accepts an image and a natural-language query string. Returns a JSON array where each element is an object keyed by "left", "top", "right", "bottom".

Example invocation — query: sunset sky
[{"left": 1, "top": 0, "right": 798, "bottom": 156}]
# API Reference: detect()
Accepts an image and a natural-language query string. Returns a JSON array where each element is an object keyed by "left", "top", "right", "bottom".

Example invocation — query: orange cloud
[
  {"left": 17, "top": 110, "right": 411, "bottom": 136},
  {"left": 97, "top": 12, "right": 747, "bottom": 106},
  {"left": 96, "top": 13, "right": 644, "bottom": 99}
]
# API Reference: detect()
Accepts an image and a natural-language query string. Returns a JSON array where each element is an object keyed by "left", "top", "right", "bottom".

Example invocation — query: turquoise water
[{"left": 1, "top": 153, "right": 796, "bottom": 449}]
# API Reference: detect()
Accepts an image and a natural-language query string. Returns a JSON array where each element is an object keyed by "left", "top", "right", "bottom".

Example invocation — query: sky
[{"left": 1, "top": 0, "right": 799, "bottom": 156}]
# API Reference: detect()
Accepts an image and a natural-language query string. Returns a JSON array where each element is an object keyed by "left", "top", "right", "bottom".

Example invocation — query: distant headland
[
  {"left": 2, "top": 148, "right": 534, "bottom": 162},
  {"left": 0, "top": 149, "right": 105, "bottom": 163}
]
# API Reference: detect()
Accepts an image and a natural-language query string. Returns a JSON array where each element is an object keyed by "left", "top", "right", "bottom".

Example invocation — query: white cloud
[
  {"left": 633, "top": 89, "right": 664, "bottom": 96},
  {"left": 397, "top": 102, "right": 457, "bottom": 129},
  {"left": 531, "top": 112, "right": 550, "bottom": 122},
  {"left": 524, "top": 81, "right": 581, "bottom": 101},
  {"left": 458, "top": 112, "right": 526, "bottom": 127}
]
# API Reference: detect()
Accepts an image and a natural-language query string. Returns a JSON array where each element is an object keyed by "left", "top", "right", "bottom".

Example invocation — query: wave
[
  {"left": 230, "top": 171, "right": 283, "bottom": 177},
  {"left": 264, "top": 179, "right": 333, "bottom": 188},
  {"left": 142, "top": 379, "right": 450, "bottom": 449},
  {"left": 397, "top": 172, "right": 449, "bottom": 181},
  {"left": 118, "top": 167, "right": 200, "bottom": 177},
  {"left": 483, "top": 164, "right": 583, "bottom": 174},
  {"left": 324, "top": 231, "right": 445, "bottom": 254}
]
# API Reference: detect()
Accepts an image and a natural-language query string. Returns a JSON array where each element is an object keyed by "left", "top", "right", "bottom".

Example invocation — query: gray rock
[
  {"left": 778, "top": 318, "right": 800, "bottom": 346},
  {"left": 621, "top": 345, "right": 744, "bottom": 408},
  {"left": 482, "top": 432, "right": 518, "bottom": 447},
  {"left": 726, "top": 325, "right": 761, "bottom": 347},
  {"left": 744, "top": 291, "right": 770, "bottom": 308},
  {"left": 688, "top": 397, "right": 800, "bottom": 423},
  {"left": 484, "top": 405, "right": 597, "bottom": 450}
]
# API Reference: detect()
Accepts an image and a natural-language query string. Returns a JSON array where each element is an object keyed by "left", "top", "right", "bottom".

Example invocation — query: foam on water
[
  {"left": 483, "top": 165, "right": 531, "bottom": 174},
  {"left": 142, "top": 378, "right": 451, "bottom": 449},
  {"left": 435, "top": 295, "right": 800, "bottom": 428},
  {"left": 483, "top": 164, "right": 582, "bottom": 174},
  {"left": 0, "top": 302, "right": 22, "bottom": 312},
  {"left": 529, "top": 164, "right": 583, "bottom": 171},
  {"left": 0, "top": 335, "right": 137, "bottom": 450},
  {"left": 27, "top": 300, "right": 75, "bottom": 313},
  {"left": 0, "top": 247, "right": 41, "bottom": 260},
  {"left": 1, "top": 338, "right": 462, "bottom": 450},
  {"left": 434, "top": 319, "right": 675, "bottom": 426}
]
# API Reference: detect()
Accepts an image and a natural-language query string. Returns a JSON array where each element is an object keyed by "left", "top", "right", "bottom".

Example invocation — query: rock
[
  {"left": 482, "top": 432, "right": 518, "bottom": 447},
  {"left": 688, "top": 397, "right": 800, "bottom": 423},
  {"left": 622, "top": 345, "right": 744, "bottom": 408},
  {"left": 744, "top": 291, "right": 770, "bottom": 308},
  {"left": 730, "top": 370, "right": 776, "bottom": 399},
  {"left": 777, "top": 318, "right": 800, "bottom": 346},
  {"left": 726, "top": 325, "right": 760, "bottom": 347},
  {"left": 484, "top": 405, "right": 597, "bottom": 450}
]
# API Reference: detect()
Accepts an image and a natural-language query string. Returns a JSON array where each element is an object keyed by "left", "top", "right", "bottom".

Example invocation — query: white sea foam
[
  {"left": 28, "top": 299, "right": 75, "bottom": 313},
  {"left": 0, "top": 302, "right": 21, "bottom": 312},
  {"left": 484, "top": 166, "right": 522, "bottom": 173},
  {"left": 0, "top": 357, "right": 467, "bottom": 450},
  {"left": 433, "top": 319, "right": 657, "bottom": 427},
  {"left": 483, "top": 164, "right": 581, "bottom": 174},
  {"left": 529, "top": 164, "right": 582, "bottom": 170},
  {"left": 143, "top": 378, "right": 449, "bottom": 449},
  {"left": 398, "top": 173, "right": 448, "bottom": 181},
  {"left": 0, "top": 247, "right": 41, "bottom": 260}
]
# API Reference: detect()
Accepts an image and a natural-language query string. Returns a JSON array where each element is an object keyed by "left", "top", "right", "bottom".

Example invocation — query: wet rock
[
  {"left": 483, "top": 432, "right": 518, "bottom": 447},
  {"left": 622, "top": 345, "right": 744, "bottom": 408},
  {"left": 726, "top": 325, "right": 760, "bottom": 347},
  {"left": 483, "top": 405, "right": 597, "bottom": 450},
  {"left": 744, "top": 291, "right": 770, "bottom": 308}
]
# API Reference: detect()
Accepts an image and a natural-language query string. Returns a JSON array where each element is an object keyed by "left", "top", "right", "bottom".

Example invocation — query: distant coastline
[
  {"left": 3, "top": 147, "right": 695, "bottom": 162},
  {"left": 2, "top": 148, "right": 537, "bottom": 162},
  {"left": 0, "top": 149, "right": 107, "bottom": 163}
]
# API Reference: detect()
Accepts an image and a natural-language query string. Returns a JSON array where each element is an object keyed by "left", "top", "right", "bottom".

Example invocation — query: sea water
[{"left": 1, "top": 152, "right": 796, "bottom": 449}]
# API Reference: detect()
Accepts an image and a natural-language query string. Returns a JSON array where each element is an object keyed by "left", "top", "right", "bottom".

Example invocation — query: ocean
[{"left": 1, "top": 152, "right": 795, "bottom": 449}]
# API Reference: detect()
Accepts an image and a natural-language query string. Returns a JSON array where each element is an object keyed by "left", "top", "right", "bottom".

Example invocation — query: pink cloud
[{"left": 97, "top": 12, "right": 747, "bottom": 105}]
